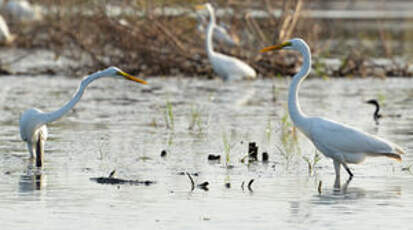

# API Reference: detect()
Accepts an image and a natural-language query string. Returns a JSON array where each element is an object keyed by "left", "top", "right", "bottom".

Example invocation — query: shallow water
[{"left": 1, "top": 76, "right": 413, "bottom": 229}]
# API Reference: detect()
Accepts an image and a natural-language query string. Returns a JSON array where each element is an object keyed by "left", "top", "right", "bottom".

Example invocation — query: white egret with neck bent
[
  {"left": 261, "top": 39, "right": 405, "bottom": 187},
  {"left": 19, "top": 66, "right": 147, "bottom": 167},
  {"left": 196, "top": 3, "right": 256, "bottom": 81}
]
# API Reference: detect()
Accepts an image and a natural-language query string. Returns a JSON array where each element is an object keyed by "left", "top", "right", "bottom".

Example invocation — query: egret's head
[
  {"left": 103, "top": 66, "right": 147, "bottom": 85},
  {"left": 260, "top": 38, "right": 309, "bottom": 53},
  {"left": 195, "top": 3, "right": 213, "bottom": 13}
]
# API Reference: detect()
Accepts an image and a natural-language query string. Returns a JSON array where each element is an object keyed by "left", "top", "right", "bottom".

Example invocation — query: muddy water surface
[{"left": 0, "top": 76, "right": 413, "bottom": 229}]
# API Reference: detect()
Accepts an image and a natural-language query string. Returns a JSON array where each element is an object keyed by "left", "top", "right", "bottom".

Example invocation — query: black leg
[{"left": 343, "top": 163, "right": 353, "bottom": 179}]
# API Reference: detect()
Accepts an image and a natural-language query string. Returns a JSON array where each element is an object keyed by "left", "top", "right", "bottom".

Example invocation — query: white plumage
[
  {"left": 0, "top": 14, "right": 13, "bottom": 44},
  {"left": 309, "top": 117, "right": 403, "bottom": 164}
]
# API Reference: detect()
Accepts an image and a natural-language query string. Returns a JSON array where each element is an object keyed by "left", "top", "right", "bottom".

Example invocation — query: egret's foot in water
[
  {"left": 334, "top": 175, "right": 353, "bottom": 191},
  {"left": 334, "top": 176, "right": 341, "bottom": 189}
]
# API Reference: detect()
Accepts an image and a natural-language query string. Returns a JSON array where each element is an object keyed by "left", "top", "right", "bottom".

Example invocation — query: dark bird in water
[{"left": 366, "top": 99, "right": 382, "bottom": 125}]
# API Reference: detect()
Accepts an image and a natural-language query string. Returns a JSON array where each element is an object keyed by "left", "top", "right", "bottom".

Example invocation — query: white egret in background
[
  {"left": 366, "top": 99, "right": 382, "bottom": 125},
  {"left": 196, "top": 14, "right": 239, "bottom": 47},
  {"left": 261, "top": 39, "right": 405, "bottom": 187},
  {"left": 0, "top": 14, "right": 14, "bottom": 44},
  {"left": 2, "top": 0, "right": 42, "bottom": 22},
  {"left": 196, "top": 3, "right": 256, "bottom": 81},
  {"left": 19, "top": 67, "right": 147, "bottom": 167}
]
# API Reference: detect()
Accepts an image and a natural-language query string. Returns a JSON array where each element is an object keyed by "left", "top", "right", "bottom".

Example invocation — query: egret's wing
[
  {"left": 309, "top": 118, "right": 401, "bottom": 155},
  {"left": 212, "top": 53, "right": 256, "bottom": 79},
  {"left": 213, "top": 26, "right": 238, "bottom": 46}
]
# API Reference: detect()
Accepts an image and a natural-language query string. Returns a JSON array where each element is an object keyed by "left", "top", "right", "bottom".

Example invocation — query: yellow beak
[
  {"left": 195, "top": 4, "right": 206, "bottom": 10},
  {"left": 118, "top": 71, "right": 147, "bottom": 85},
  {"left": 260, "top": 41, "right": 292, "bottom": 53}
]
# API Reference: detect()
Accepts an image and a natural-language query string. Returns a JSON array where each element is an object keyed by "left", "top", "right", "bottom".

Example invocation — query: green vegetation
[
  {"left": 222, "top": 131, "right": 231, "bottom": 166},
  {"left": 278, "top": 112, "right": 301, "bottom": 168},
  {"left": 302, "top": 150, "right": 321, "bottom": 176},
  {"left": 188, "top": 104, "right": 203, "bottom": 134},
  {"left": 164, "top": 100, "right": 174, "bottom": 130},
  {"left": 265, "top": 118, "right": 273, "bottom": 145}
]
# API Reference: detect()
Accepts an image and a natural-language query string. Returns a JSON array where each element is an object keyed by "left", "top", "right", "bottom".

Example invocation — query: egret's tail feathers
[
  {"left": 382, "top": 153, "right": 402, "bottom": 162},
  {"left": 394, "top": 146, "right": 406, "bottom": 155}
]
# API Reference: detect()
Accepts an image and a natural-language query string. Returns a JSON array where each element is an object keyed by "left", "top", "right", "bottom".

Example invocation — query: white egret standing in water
[
  {"left": 196, "top": 3, "right": 256, "bottom": 81},
  {"left": 261, "top": 39, "right": 405, "bottom": 187},
  {"left": 19, "top": 67, "right": 147, "bottom": 167}
]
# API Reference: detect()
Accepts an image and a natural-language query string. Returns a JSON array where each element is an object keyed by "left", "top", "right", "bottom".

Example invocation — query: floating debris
[
  {"left": 186, "top": 172, "right": 209, "bottom": 191},
  {"left": 90, "top": 170, "right": 155, "bottom": 185},
  {"left": 262, "top": 152, "right": 269, "bottom": 162},
  {"left": 197, "top": 181, "right": 209, "bottom": 191},
  {"left": 161, "top": 150, "right": 167, "bottom": 157},
  {"left": 207, "top": 154, "right": 221, "bottom": 161},
  {"left": 82, "top": 167, "right": 92, "bottom": 172},
  {"left": 90, "top": 177, "right": 155, "bottom": 185},
  {"left": 248, "top": 142, "right": 258, "bottom": 162},
  {"left": 225, "top": 182, "right": 231, "bottom": 188},
  {"left": 137, "top": 156, "right": 152, "bottom": 161},
  {"left": 178, "top": 171, "right": 199, "bottom": 176}
]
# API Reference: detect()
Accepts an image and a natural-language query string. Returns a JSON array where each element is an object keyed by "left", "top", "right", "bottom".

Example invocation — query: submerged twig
[
  {"left": 186, "top": 172, "right": 195, "bottom": 191},
  {"left": 247, "top": 179, "right": 254, "bottom": 192},
  {"left": 108, "top": 169, "right": 116, "bottom": 178},
  {"left": 318, "top": 180, "right": 322, "bottom": 194}
]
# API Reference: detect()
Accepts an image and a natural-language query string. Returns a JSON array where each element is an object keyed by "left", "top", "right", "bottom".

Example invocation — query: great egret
[
  {"left": 196, "top": 14, "right": 239, "bottom": 47},
  {"left": 19, "top": 66, "right": 147, "bottom": 167},
  {"left": 366, "top": 99, "right": 382, "bottom": 125},
  {"left": 196, "top": 3, "right": 256, "bottom": 81},
  {"left": 261, "top": 39, "right": 405, "bottom": 187}
]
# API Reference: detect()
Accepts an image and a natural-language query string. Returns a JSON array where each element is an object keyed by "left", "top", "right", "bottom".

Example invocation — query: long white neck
[
  {"left": 42, "top": 71, "right": 109, "bottom": 124},
  {"left": 288, "top": 44, "right": 311, "bottom": 131},
  {"left": 205, "top": 6, "right": 216, "bottom": 57}
]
